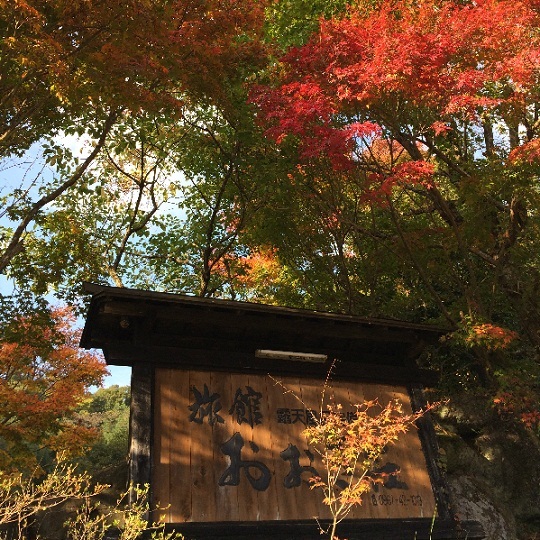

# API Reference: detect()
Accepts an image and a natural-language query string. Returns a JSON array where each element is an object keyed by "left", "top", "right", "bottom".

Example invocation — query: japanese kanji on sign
[{"left": 154, "top": 370, "right": 436, "bottom": 522}]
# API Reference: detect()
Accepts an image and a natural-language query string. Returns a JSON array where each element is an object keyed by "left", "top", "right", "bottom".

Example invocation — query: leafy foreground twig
[
  {"left": 0, "top": 460, "right": 181, "bottom": 540},
  {"left": 66, "top": 483, "right": 182, "bottom": 540},
  {"left": 304, "top": 399, "right": 435, "bottom": 540},
  {"left": 0, "top": 461, "right": 107, "bottom": 539}
]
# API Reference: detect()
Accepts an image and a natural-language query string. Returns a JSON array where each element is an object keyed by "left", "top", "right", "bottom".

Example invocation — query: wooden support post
[
  {"left": 129, "top": 363, "right": 154, "bottom": 513},
  {"left": 408, "top": 384, "right": 453, "bottom": 522}
]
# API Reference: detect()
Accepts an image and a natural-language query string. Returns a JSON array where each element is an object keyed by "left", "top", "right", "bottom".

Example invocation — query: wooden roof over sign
[{"left": 80, "top": 283, "right": 445, "bottom": 386}]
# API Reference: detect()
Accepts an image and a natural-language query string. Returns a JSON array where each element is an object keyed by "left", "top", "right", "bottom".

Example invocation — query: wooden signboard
[
  {"left": 80, "top": 283, "right": 485, "bottom": 539},
  {"left": 153, "top": 369, "right": 436, "bottom": 523}
]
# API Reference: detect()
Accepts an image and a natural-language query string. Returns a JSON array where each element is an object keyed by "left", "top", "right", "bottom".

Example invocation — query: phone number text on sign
[{"left": 371, "top": 494, "right": 423, "bottom": 506}]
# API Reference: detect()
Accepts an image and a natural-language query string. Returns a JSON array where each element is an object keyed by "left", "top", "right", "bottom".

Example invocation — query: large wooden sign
[
  {"left": 153, "top": 368, "right": 436, "bottom": 523},
  {"left": 81, "top": 284, "right": 485, "bottom": 538}
]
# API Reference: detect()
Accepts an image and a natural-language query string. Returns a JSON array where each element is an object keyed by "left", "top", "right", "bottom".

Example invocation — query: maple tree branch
[
  {"left": 0, "top": 108, "right": 121, "bottom": 274},
  {"left": 200, "top": 162, "right": 235, "bottom": 296},
  {"left": 0, "top": 99, "right": 50, "bottom": 153},
  {"left": 386, "top": 195, "right": 457, "bottom": 328},
  {"left": 107, "top": 145, "right": 164, "bottom": 281},
  {"left": 419, "top": 136, "right": 472, "bottom": 180},
  {"left": 470, "top": 246, "right": 497, "bottom": 266},
  {"left": 106, "top": 148, "right": 142, "bottom": 187}
]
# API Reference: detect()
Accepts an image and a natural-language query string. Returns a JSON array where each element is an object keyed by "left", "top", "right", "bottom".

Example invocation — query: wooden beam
[
  {"left": 106, "top": 331, "right": 408, "bottom": 362},
  {"left": 96, "top": 299, "right": 442, "bottom": 344},
  {"left": 107, "top": 344, "right": 439, "bottom": 386},
  {"left": 160, "top": 311, "right": 422, "bottom": 343},
  {"left": 170, "top": 518, "right": 485, "bottom": 539}
]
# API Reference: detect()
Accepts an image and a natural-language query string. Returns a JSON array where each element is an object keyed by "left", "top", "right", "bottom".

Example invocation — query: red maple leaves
[
  {"left": 252, "top": 0, "right": 540, "bottom": 195},
  {"left": 0, "top": 307, "right": 107, "bottom": 471}
]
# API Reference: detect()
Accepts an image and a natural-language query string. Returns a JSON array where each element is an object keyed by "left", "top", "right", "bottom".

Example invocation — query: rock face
[
  {"left": 448, "top": 477, "right": 514, "bottom": 540},
  {"left": 434, "top": 393, "right": 540, "bottom": 540}
]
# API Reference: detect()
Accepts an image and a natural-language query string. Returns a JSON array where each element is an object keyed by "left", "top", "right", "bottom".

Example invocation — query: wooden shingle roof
[{"left": 81, "top": 283, "right": 445, "bottom": 385}]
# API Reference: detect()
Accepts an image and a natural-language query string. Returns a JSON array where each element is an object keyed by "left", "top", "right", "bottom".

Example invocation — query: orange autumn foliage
[
  {"left": 212, "top": 247, "right": 287, "bottom": 302},
  {"left": 233, "top": 248, "right": 283, "bottom": 289},
  {"left": 494, "top": 391, "right": 540, "bottom": 430},
  {"left": 304, "top": 399, "right": 432, "bottom": 540},
  {"left": 0, "top": 307, "right": 107, "bottom": 472},
  {"left": 0, "top": 0, "right": 268, "bottom": 154},
  {"left": 465, "top": 323, "right": 519, "bottom": 350},
  {"left": 508, "top": 139, "right": 540, "bottom": 164}
]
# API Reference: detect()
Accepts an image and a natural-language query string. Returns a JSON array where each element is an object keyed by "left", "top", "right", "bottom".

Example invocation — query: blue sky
[
  {"left": 104, "top": 365, "right": 131, "bottom": 387},
  {"left": 1, "top": 141, "right": 135, "bottom": 389},
  {"left": 0, "top": 136, "right": 191, "bottom": 390}
]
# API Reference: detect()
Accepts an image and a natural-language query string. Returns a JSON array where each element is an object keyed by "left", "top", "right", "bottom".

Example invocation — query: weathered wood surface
[
  {"left": 153, "top": 369, "right": 437, "bottom": 523},
  {"left": 80, "top": 284, "right": 444, "bottom": 388},
  {"left": 409, "top": 383, "right": 454, "bottom": 521},
  {"left": 129, "top": 363, "right": 153, "bottom": 508}
]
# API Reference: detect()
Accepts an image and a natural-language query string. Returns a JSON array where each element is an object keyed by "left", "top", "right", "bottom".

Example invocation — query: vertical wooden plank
[
  {"left": 409, "top": 383, "right": 453, "bottom": 521},
  {"left": 330, "top": 380, "right": 379, "bottom": 521},
  {"left": 266, "top": 375, "right": 305, "bottom": 522},
  {"left": 298, "top": 378, "right": 332, "bottom": 522},
  {"left": 390, "top": 384, "right": 427, "bottom": 519},
  {"left": 387, "top": 385, "right": 428, "bottom": 519},
  {"left": 228, "top": 373, "right": 262, "bottom": 522},
  {"left": 249, "top": 373, "right": 280, "bottom": 521},
  {"left": 264, "top": 374, "right": 289, "bottom": 521},
  {"left": 214, "top": 370, "right": 247, "bottom": 521},
  {"left": 129, "top": 362, "right": 154, "bottom": 516},
  {"left": 399, "top": 385, "right": 438, "bottom": 520},
  {"left": 324, "top": 379, "right": 372, "bottom": 520},
  {"left": 189, "top": 370, "right": 218, "bottom": 522},
  {"left": 212, "top": 371, "right": 240, "bottom": 521},
  {"left": 168, "top": 369, "right": 192, "bottom": 523},
  {"left": 361, "top": 382, "right": 401, "bottom": 520},
  {"left": 360, "top": 383, "right": 437, "bottom": 520}
]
